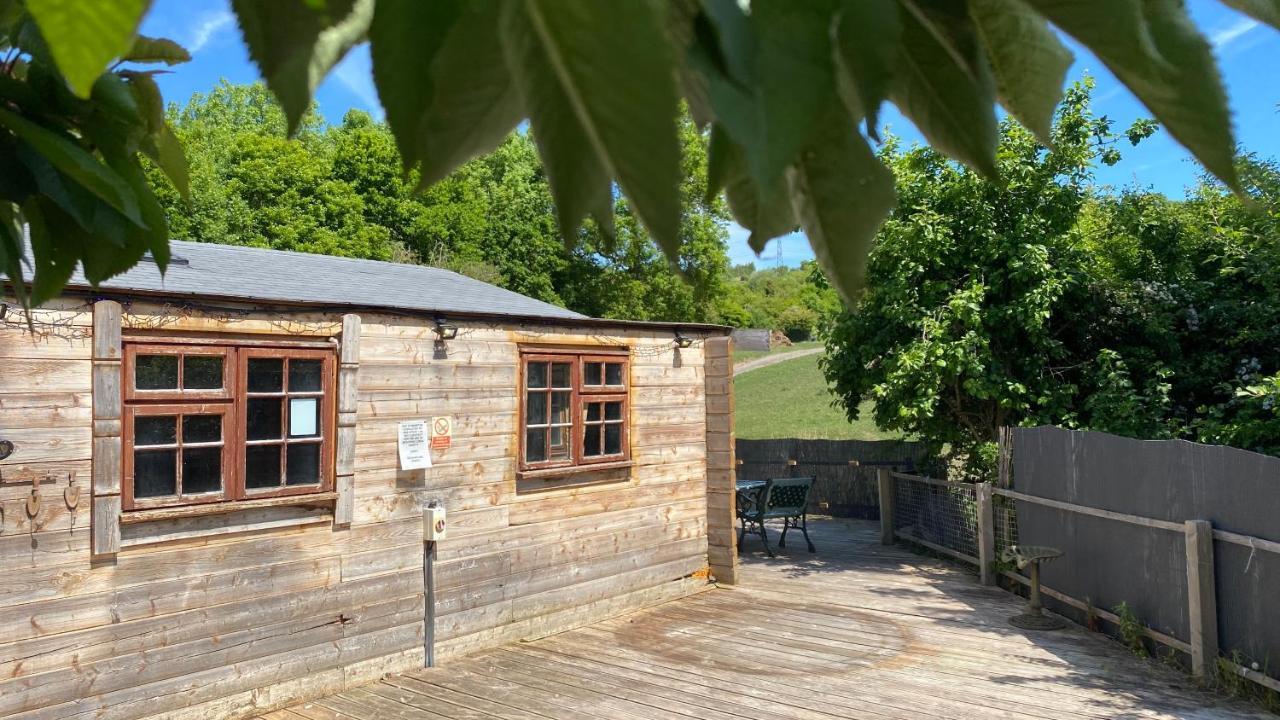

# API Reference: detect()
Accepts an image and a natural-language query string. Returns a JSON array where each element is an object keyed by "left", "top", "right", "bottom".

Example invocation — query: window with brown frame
[
  {"left": 122, "top": 342, "right": 336, "bottom": 510},
  {"left": 520, "top": 348, "right": 629, "bottom": 473}
]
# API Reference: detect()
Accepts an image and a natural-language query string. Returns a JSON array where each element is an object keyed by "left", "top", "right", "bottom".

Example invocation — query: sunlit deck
[{"left": 265, "top": 518, "right": 1266, "bottom": 720}]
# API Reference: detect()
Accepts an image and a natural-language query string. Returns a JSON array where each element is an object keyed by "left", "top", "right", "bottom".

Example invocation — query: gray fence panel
[
  {"left": 731, "top": 329, "right": 772, "bottom": 352},
  {"left": 736, "top": 438, "right": 930, "bottom": 518},
  {"left": 1013, "top": 425, "right": 1280, "bottom": 670}
]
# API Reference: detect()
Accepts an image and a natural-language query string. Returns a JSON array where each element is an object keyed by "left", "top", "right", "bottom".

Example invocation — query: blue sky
[{"left": 142, "top": 1, "right": 1279, "bottom": 268}]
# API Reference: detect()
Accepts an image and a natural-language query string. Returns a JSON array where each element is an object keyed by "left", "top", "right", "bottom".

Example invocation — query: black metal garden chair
[{"left": 736, "top": 476, "right": 816, "bottom": 558}]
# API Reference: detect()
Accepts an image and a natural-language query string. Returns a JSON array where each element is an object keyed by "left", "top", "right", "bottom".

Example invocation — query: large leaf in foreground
[
  {"left": 708, "top": 125, "right": 796, "bottom": 252},
  {"left": 890, "top": 2, "right": 999, "bottom": 178},
  {"left": 1027, "top": 0, "right": 1240, "bottom": 191},
  {"left": 970, "top": 0, "right": 1072, "bottom": 147},
  {"left": 787, "top": 106, "right": 897, "bottom": 306},
  {"left": 500, "top": 0, "right": 681, "bottom": 253},
  {"left": 232, "top": 0, "right": 374, "bottom": 135},
  {"left": 24, "top": 0, "right": 148, "bottom": 97},
  {"left": 1220, "top": 0, "right": 1280, "bottom": 30},
  {"left": 834, "top": 0, "right": 901, "bottom": 136},
  {"left": 371, "top": 0, "right": 521, "bottom": 189}
]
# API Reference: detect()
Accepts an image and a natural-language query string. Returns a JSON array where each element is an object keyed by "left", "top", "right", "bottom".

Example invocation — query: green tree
[
  {"left": 3, "top": 0, "right": 1270, "bottom": 310},
  {"left": 822, "top": 82, "right": 1152, "bottom": 476}
]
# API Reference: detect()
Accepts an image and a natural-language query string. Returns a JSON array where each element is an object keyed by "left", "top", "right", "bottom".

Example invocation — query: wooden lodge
[{"left": 0, "top": 241, "right": 738, "bottom": 719}]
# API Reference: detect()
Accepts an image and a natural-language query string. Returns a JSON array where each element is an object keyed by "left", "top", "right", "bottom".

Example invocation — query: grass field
[
  {"left": 732, "top": 340, "right": 821, "bottom": 365},
  {"left": 734, "top": 351, "right": 900, "bottom": 440}
]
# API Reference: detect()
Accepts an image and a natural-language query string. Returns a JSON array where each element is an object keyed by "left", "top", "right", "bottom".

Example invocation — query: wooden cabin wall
[{"left": 0, "top": 297, "right": 711, "bottom": 719}]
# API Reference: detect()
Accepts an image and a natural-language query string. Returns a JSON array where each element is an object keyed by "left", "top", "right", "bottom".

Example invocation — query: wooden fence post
[
  {"left": 976, "top": 482, "right": 996, "bottom": 585},
  {"left": 704, "top": 336, "right": 738, "bottom": 584},
  {"left": 1185, "top": 519, "right": 1219, "bottom": 679},
  {"left": 877, "top": 468, "right": 895, "bottom": 545}
]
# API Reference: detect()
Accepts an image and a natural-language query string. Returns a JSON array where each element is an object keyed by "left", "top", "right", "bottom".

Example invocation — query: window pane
[
  {"left": 525, "top": 391, "right": 547, "bottom": 425},
  {"left": 549, "top": 426, "right": 570, "bottom": 460},
  {"left": 289, "top": 359, "right": 323, "bottom": 392},
  {"left": 134, "top": 449, "right": 177, "bottom": 497},
  {"left": 135, "top": 355, "right": 178, "bottom": 390},
  {"left": 584, "top": 362, "right": 602, "bottom": 385},
  {"left": 135, "top": 415, "right": 177, "bottom": 446},
  {"left": 248, "top": 398, "right": 283, "bottom": 440},
  {"left": 286, "top": 443, "right": 321, "bottom": 485},
  {"left": 605, "top": 424, "right": 622, "bottom": 455},
  {"left": 248, "top": 358, "right": 283, "bottom": 392},
  {"left": 246, "top": 445, "right": 282, "bottom": 488},
  {"left": 605, "top": 401, "right": 623, "bottom": 421},
  {"left": 550, "top": 391, "right": 571, "bottom": 424},
  {"left": 289, "top": 397, "right": 320, "bottom": 437},
  {"left": 586, "top": 402, "right": 601, "bottom": 422},
  {"left": 605, "top": 363, "right": 623, "bottom": 386},
  {"left": 183, "top": 355, "right": 223, "bottom": 389},
  {"left": 551, "top": 362, "right": 571, "bottom": 388},
  {"left": 584, "top": 426, "right": 601, "bottom": 456},
  {"left": 182, "top": 447, "right": 222, "bottom": 494},
  {"left": 525, "top": 428, "right": 547, "bottom": 462},
  {"left": 183, "top": 414, "right": 222, "bottom": 444},
  {"left": 526, "top": 361, "right": 548, "bottom": 389}
]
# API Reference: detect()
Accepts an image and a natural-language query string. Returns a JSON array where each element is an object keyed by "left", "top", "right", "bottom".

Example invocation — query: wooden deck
[{"left": 265, "top": 518, "right": 1268, "bottom": 720}]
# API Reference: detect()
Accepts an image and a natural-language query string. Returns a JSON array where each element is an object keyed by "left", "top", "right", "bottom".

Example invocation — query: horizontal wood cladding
[{"left": 0, "top": 297, "right": 713, "bottom": 720}]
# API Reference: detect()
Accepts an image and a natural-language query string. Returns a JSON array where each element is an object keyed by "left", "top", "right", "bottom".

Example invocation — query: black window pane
[
  {"left": 246, "top": 445, "right": 282, "bottom": 488},
  {"left": 549, "top": 426, "right": 569, "bottom": 461},
  {"left": 526, "top": 361, "right": 547, "bottom": 389},
  {"left": 586, "top": 402, "right": 601, "bottom": 422},
  {"left": 525, "top": 391, "right": 547, "bottom": 425},
  {"left": 248, "top": 398, "right": 283, "bottom": 440},
  {"left": 551, "top": 362, "right": 571, "bottom": 388},
  {"left": 286, "top": 443, "right": 321, "bottom": 485},
  {"left": 605, "top": 363, "right": 623, "bottom": 386},
  {"left": 550, "top": 391, "right": 571, "bottom": 424},
  {"left": 289, "top": 359, "right": 323, "bottom": 392},
  {"left": 584, "top": 426, "right": 602, "bottom": 456},
  {"left": 135, "top": 355, "right": 178, "bottom": 390},
  {"left": 584, "top": 362, "right": 602, "bottom": 385},
  {"left": 134, "top": 449, "right": 177, "bottom": 497},
  {"left": 525, "top": 428, "right": 547, "bottom": 463},
  {"left": 182, "top": 447, "right": 222, "bottom": 494},
  {"left": 605, "top": 424, "right": 622, "bottom": 455},
  {"left": 135, "top": 415, "right": 177, "bottom": 446},
  {"left": 182, "top": 414, "right": 222, "bottom": 444},
  {"left": 248, "top": 358, "right": 283, "bottom": 392},
  {"left": 605, "top": 401, "right": 623, "bottom": 421},
  {"left": 183, "top": 355, "right": 223, "bottom": 389}
]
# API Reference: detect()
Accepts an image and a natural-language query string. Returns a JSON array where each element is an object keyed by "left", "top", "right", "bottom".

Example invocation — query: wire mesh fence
[
  {"left": 994, "top": 493, "right": 1020, "bottom": 559},
  {"left": 891, "top": 474, "right": 980, "bottom": 562}
]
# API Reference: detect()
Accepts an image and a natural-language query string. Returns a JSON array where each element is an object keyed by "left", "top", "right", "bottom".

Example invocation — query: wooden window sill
[
  {"left": 517, "top": 461, "right": 632, "bottom": 481},
  {"left": 120, "top": 491, "right": 339, "bottom": 524}
]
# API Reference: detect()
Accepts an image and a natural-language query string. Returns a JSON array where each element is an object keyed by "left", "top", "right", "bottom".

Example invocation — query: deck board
[{"left": 271, "top": 519, "right": 1268, "bottom": 719}]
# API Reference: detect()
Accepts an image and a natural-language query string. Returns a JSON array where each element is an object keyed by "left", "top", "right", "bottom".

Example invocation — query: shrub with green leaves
[{"left": 2, "top": 0, "right": 1275, "bottom": 309}]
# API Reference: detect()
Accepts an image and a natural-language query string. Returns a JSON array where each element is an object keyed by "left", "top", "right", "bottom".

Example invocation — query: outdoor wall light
[
  {"left": 433, "top": 316, "right": 459, "bottom": 340},
  {"left": 674, "top": 329, "right": 694, "bottom": 349}
]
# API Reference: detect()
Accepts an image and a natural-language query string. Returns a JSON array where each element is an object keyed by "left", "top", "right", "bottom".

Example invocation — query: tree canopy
[
  {"left": 2, "top": 0, "right": 1276, "bottom": 310},
  {"left": 822, "top": 83, "right": 1280, "bottom": 475}
]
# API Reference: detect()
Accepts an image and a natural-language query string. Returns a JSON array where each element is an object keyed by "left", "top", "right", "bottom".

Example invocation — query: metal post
[
  {"left": 877, "top": 468, "right": 895, "bottom": 545},
  {"left": 1185, "top": 519, "right": 1219, "bottom": 679},
  {"left": 976, "top": 482, "right": 996, "bottom": 586},
  {"left": 423, "top": 539, "right": 436, "bottom": 667}
]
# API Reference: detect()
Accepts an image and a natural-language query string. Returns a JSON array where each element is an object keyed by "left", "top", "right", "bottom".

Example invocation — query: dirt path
[{"left": 732, "top": 346, "right": 823, "bottom": 376}]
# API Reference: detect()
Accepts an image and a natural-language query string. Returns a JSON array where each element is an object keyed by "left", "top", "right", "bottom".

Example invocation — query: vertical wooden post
[
  {"left": 334, "top": 314, "right": 360, "bottom": 527},
  {"left": 1185, "top": 519, "right": 1219, "bottom": 679},
  {"left": 91, "top": 300, "right": 122, "bottom": 556},
  {"left": 877, "top": 468, "right": 895, "bottom": 545},
  {"left": 704, "top": 335, "right": 738, "bottom": 585},
  {"left": 976, "top": 482, "right": 996, "bottom": 585}
]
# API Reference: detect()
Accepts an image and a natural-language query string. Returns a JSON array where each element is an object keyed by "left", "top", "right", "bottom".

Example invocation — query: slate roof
[{"left": 51, "top": 240, "right": 588, "bottom": 322}]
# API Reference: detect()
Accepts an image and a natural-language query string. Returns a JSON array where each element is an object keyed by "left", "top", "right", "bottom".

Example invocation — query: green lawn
[
  {"left": 734, "top": 351, "right": 900, "bottom": 440},
  {"left": 732, "top": 340, "right": 822, "bottom": 365}
]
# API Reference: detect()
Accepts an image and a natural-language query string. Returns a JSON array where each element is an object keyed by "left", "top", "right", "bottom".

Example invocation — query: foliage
[
  {"left": 4, "top": 0, "right": 1273, "bottom": 312},
  {"left": 1113, "top": 601, "right": 1149, "bottom": 659},
  {"left": 719, "top": 260, "right": 840, "bottom": 337},
  {"left": 822, "top": 82, "right": 1146, "bottom": 471},
  {"left": 149, "top": 82, "right": 730, "bottom": 323}
]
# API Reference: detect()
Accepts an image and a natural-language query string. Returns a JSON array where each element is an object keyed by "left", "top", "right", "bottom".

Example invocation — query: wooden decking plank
[
  {"left": 383, "top": 674, "right": 545, "bottom": 720},
  {"left": 365, "top": 682, "right": 504, "bottom": 720}
]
